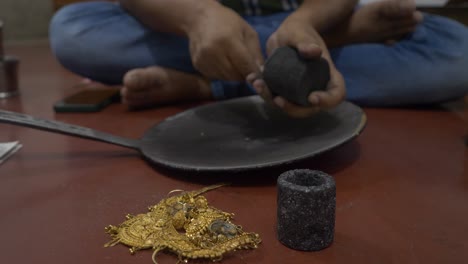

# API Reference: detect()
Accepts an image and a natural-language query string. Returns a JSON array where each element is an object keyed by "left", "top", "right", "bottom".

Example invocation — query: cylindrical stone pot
[
  {"left": 263, "top": 46, "right": 330, "bottom": 106},
  {"left": 277, "top": 169, "right": 336, "bottom": 251}
]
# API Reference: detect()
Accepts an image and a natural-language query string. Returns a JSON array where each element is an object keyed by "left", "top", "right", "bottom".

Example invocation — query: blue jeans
[{"left": 49, "top": 1, "right": 468, "bottom": 106}]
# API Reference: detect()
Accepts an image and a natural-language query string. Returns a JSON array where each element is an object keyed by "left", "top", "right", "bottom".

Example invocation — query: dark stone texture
[
  {"left": 263, "top": 46, "right": 330, "bottom": 106},
  {"left": 277, "top": 169, "right": 336, "bottom": 251}
]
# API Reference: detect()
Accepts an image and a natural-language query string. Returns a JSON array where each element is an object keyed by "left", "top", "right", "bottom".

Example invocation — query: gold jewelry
[{"left": 104, "top": 184, "right": 261, "bottom": 263}]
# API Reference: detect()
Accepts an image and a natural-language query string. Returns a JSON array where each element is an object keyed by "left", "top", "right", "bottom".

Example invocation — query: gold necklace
[{"left": 104, "top": 184, "right": 261, "bottom": 263}]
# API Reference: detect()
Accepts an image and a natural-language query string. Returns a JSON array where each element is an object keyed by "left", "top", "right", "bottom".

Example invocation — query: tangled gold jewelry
[{"left": 104, "top": 184, "right": 261, "bottom": 263}]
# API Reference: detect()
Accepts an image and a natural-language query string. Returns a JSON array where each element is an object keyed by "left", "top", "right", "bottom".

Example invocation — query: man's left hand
[{"left": 248, "top": 13, "right": 346, "bottom": 118}]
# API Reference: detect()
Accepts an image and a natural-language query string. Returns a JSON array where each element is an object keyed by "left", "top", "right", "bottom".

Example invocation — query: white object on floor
[
  {"left": 359, "top": 0, "right": 449, "bottom": 7},
  {"left": 0, "top": 141, "right": 22, "bottom": 165}
]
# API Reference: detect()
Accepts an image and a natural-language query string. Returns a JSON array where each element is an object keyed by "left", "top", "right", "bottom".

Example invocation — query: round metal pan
[{"left": 0, "top": 96, "right": 366, "bottom": 172}]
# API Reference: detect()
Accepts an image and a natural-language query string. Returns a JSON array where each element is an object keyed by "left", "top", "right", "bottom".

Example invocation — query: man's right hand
[{"left": 185, "top": 3, "right": 264, "bottom": 81}]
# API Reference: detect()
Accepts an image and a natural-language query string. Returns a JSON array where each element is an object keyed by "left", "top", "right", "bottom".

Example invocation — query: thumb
[
  {"left": 245, "top": 34, "right": 265, "bottom": 73},
  {"left": 295, "top": 42, "right": 323, "bottom": 59},
  {"left": 266, "top": 34, "right": 281, "bottom": 57}
]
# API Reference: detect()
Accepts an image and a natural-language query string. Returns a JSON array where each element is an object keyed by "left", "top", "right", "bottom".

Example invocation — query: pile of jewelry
[{"left": 104, "top": 184, "right": 261, "bottom": 263}]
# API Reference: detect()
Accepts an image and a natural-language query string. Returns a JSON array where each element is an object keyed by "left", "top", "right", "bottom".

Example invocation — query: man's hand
[
  {"left": 187, "top": 4, "right": 264, "bottom": 81},
  {"left": 248, "top": 13, "right": 346, "bottom": 118},
  {"left": 120, "top": 0, "right": 263, "bottom": 81}
]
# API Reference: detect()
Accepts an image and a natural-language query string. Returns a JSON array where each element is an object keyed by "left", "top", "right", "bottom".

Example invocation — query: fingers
[
  {"left": 377, "top": 10, "right": 423, "bottom": 44},
  {"left": 246, "top": 71, "right": 275, "bottom": 105},
  {"left": 233, "top": 29, "right": 265, "bottom": 79},
  {"left": 413, "top": 11, "right": 423, "bottom": 23},
  {"left": 246, "top": 72, "right": 259, "bottom": 84},
  {"left": 251, "top": 15, "right": 346, "bottom": 118},
  {"left": 196, "top": 52, "right": 233, "bottom": 80},
  {"left": 266, "top": 34, "right": 280, "bottom": 57},
  {"left": 226, "top": 54, "right": 248, "bottom": 81},
  {"left": 308, "top": 90, "right": 345, "bottom": 110},
  {"left": 193, "top": 35, "right": 263, "bottom": 81},
  {"left": 296, "top": 42, "right": 322, "bottom": 59},
  {"left": 397, "top": 0, "right": 417, "bottom": 17},
  {"left": 261, "top": 31, "right": 344, "bottom": 118},
  {"left": 295, "top": 35, "right": 345, "bottom": 110},
  {"left": 308, "top": 69, "right": 346, "bottom": 109},
  {"left": 273, "top": 83, "right": 344, "bottom": 118},
  {"left": 227, "top": 43, "right": 259, "bottom": 80},
  {"left": 253, "top": 79, "right": 274, "bottom": 102},
  {"left": 273, "top": 79, "right": 344, "bottom": 119},
  {"left": 244, "top": 30, "right": 265, "bottom": 68},
  {"left": 391, "top": 13, "right": 423, "bottom": 30},
  {"left": 274, "top": 97, "right": 321, "bottom": 118},
  {"left": 247, "top": 68, "right": 345, "bottom": 119},
  {"left": 267, "top": 30, "right": 323, "bottom": 60}
]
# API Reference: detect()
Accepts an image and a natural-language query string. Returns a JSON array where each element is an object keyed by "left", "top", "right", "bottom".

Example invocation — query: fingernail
[
  {"left": 399, "top": 1, "right": 413, "bottom": 14},
  {"left": 81, "top": 78, "right": 92, "bottom": 84},
  {"left": 298, "top": 42, "right": 316, "bottom": 50},
  {"left": 309, "top": 95, "right": 319, "bottom": 105},
  {"left": 256, "top": 61, "right": 264, "bottom": 73},
  {"left": 274, "top": 97, "right": 285, "bottom": 108},
  {"left": 253, "top": 81, "right": 263, "bottom": 94},
  {"left": 308, "top": 43, "right": 320, "bottom": 49},
  {"left": 246, "top": 73, "right": 256, "bottom": 83},
  {"left": 298, "top": 43, "right": 322, "bottom": 58},
  {"left": 414, "top": 11, "right": 423, "bottom": 23},
  {"left": 120, "top": 87, "right": 127, "bottom": 96}
]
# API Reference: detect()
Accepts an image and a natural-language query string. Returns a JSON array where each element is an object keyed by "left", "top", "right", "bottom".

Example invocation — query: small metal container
[
  {"left": 0, "top": 20, "right": 20, "bottom": 99},
  {"left": 0, "top": 56, "right": 19, "bottom": 98},
  {"left": 0, "top": 20, "right": 4, "bottom": 59}
]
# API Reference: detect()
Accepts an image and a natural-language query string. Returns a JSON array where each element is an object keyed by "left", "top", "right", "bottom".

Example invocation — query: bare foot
[
  {"left": 325, "top": 0, "right": 423, "bottom": 46},
  {"left": 121, "top": 66, "right": 212, "bottom": 109}
]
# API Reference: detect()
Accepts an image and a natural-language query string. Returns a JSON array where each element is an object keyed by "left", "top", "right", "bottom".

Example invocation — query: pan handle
[{"left": 0, "top": 110, "right": 140, "bottom": 149}]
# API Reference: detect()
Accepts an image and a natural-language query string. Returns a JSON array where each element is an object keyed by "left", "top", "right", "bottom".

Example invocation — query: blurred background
[
  {"left": 0, "top": 0, "right": 465, "bottom": 42},
  {"left": 0, "top": 0, "right": 100, "bottom": 42},
  {"left": 0, "top": 0, "right": 54, "bottom": 42}
]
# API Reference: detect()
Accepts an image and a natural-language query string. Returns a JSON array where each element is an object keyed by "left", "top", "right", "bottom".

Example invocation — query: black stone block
[{"left": 263, "top": 46, "right": 330, "bottom": 106}]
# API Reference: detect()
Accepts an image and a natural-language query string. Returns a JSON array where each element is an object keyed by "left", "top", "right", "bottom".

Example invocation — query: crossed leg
[
  {"left": 121, "top": 0, "right": 426, "bottom": 108},
  {"left": 49, "top": 0, "right": 467, "bottom": 109}
]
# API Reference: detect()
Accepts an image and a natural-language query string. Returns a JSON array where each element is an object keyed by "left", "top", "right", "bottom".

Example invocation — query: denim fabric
[{"left": 49, "top": 2, "right": 468, "bottom": 106}]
